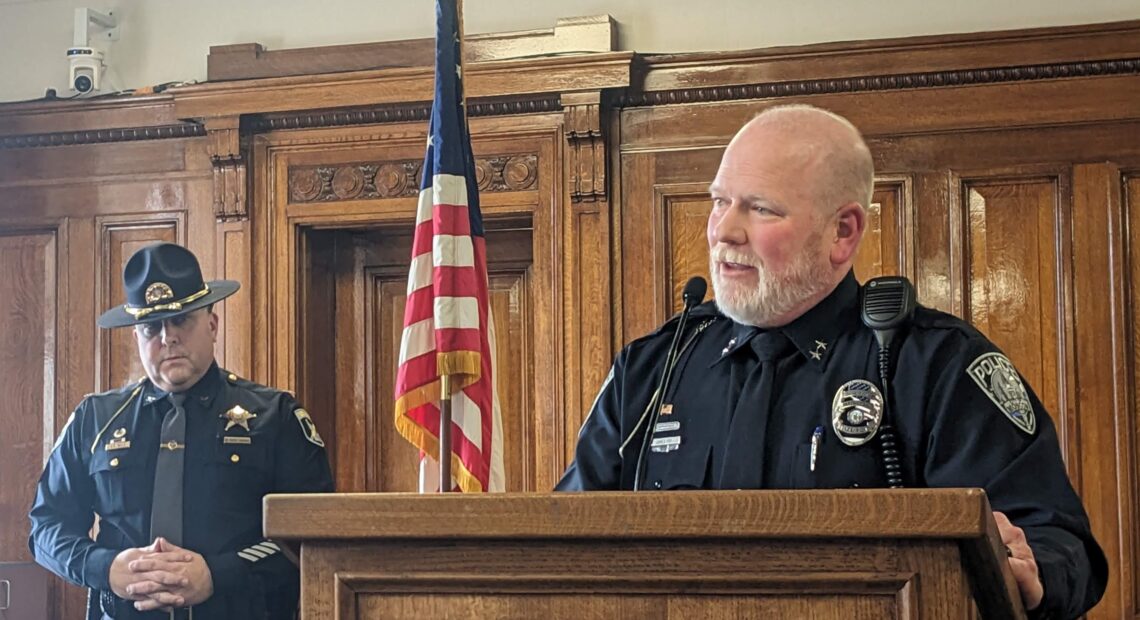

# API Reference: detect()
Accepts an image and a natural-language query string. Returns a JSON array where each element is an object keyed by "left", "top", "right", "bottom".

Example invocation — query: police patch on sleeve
[
  {"left": 967, "top": 352, "right": 1035, "bottom": 435},
  {"left": 293, "top": 408, "right": 325, "bottom": 447}
]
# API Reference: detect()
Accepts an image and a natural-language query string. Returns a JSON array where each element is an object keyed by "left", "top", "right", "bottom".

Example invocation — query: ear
[
  {"left": 829, "top": 202, "right": 866, "bottom": 266},
  {"left": 208, "top": 310, "right": 219, "bottom": 342}
]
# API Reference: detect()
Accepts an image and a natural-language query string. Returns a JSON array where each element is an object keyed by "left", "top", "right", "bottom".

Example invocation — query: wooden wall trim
[
  {"left": 633, "top": 19, "right": 1140, "bottom": 93},
  {"left": 208, "top": 15, "right": 616, "bottom": 81},
  {"left": 170, "top": 52, "right": 633, "bottom": 119},
  {"left": 0, "top": 94, "right": 176, "bottom": 135},
  {"left": 286, "top": 153, "right": 539, "bottom": 203},
  {"left": 251, "top": 95, "right": 562, "bottom": 132},
  {"left": 0, "top": 123, "right": 204, "bottom": 149},
  {"left": 0, "top": 97, "right": 563, "bottom": 151},
  {"left": 621, "top": 57, "right": 1140, "bottom": 107}
]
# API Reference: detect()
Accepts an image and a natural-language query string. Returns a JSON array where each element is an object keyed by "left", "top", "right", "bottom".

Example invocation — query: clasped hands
[{"left": 109, "top": 537, "right": 214, "bottom": 612}]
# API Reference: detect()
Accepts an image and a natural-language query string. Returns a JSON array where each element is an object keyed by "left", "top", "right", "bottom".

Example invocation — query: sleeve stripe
[{"left": 238, "top": 551, "right": 260, "bottom": 562}]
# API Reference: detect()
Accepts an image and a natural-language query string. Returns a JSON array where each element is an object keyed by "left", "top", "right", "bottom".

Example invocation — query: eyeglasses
[{"left": 134, "top": 310, "right": 203, "bottom": 340}]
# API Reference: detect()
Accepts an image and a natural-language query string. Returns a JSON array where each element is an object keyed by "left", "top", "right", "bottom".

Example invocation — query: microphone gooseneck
[{"left": 633, "top": 276, "right": 707, "bottom": 490}]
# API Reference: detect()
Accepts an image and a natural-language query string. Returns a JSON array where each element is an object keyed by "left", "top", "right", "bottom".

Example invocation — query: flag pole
[
  {"left": 439, "top": 374, "right": 452, "bottom": 492},
  {"left": 457, "top": 0, "right": 466, "bottom": 107}
]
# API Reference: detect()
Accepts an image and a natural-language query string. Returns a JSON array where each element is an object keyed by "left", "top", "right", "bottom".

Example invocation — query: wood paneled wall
[
  {"left": 0, "top": 112, "right": 216, "bottom": 617},
  {"left": 0, "top": 18, "right": 1137, "bottom": 619}
]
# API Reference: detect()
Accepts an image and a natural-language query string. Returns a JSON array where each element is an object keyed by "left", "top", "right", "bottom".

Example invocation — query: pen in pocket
[{"left": 810, "top": 425, "right": 823, "bottom": 472}]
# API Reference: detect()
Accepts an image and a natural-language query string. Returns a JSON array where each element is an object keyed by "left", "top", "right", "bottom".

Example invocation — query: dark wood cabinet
[{"left": 0, "top": 562, "right": 52, "bottom": 620}]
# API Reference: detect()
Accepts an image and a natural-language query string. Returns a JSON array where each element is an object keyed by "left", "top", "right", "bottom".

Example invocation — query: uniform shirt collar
[
  {"left": 142, "top": 361, "right": 222, "bottom": 408},
  {"left": 779, "top": 271, "right": 860, "bottom": 371},
  {"left": 714, "top": 271, "right": 860, "bottom": 371}
]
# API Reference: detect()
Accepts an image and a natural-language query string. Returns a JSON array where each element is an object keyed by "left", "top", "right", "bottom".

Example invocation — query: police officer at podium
[
  {"left": 30, "top": 242, "right": 334, "bottom": 619},
  {"left": 556, "top": 105, "right": 1107, "bottom": 618}
]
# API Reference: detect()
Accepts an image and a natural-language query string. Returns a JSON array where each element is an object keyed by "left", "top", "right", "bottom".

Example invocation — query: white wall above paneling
[{"left": 1, "top": 0, "right": 1137, "bottom": 103}]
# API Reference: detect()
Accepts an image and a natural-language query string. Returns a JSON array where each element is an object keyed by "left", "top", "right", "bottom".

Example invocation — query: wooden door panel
[
  {"left": 1124, "top": 173, "right": 1140, "bottom": 618},
  {"left": 855, "top": 178, "right": 912, "bottom": 283},
  {"left": 960, "top": 177, "right": 1062, "bottom": 419},
  {"left": 0, "top": 232, "right": 56, "bottom": 563},
  {"left": 662, "top": 187, "right": 712, "bottom": 315},
  {"left": 96, "top": 218, "right": 180, "bottom": 391},
  {"left": 327, "top": 226, "right": 535, "bottom": 493}
]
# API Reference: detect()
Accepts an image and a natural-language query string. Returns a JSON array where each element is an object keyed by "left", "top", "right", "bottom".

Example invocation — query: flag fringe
[
  {"left": 436, "top": 350, "right": 481, "bottom": 385},
  {"left": 394, "top": 413, "right": 485, "bottom": 493},
  {"left": 394, "top": 380, "right": 439, "bottom": 419}
]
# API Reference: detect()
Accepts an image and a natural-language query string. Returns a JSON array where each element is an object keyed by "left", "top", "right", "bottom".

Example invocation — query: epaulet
[
  {"left": 82, "top": 376, "right": 148, "bottom": 402},
  {"left": 626, "top": 301, "right": 724, "bottom": 350},
  {"left": 222, "top": 369, "right": 294, "bottom": 397},
  {"left": 911, "top": 305, "right": 987, "bottom": 340},
  {"left": 88, "top": 381, "right": 146, "bottom": 454},
  {"left": 223, "top": 370, "right": 259, "bottom": 391},
  {"left": 647, "top": 300, "right": 723, "bottom": 336}
]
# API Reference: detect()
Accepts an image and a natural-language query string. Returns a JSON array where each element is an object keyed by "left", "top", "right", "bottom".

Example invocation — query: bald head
[
  {"left": 730, "top": 105, "right": 874, "bottom": 216},
  {"left": 706, "top": 105, "right": 873, "bottom": 327}
]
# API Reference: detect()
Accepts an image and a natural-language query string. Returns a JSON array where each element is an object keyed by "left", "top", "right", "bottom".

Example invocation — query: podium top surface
[{"left": 264, "top": 488, "right": 994, "bottom": 541}]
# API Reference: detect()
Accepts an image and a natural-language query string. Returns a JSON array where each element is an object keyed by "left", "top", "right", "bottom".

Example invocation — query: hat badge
[{"left": 144, "top": 282, "right": 175, "bottom": 305}]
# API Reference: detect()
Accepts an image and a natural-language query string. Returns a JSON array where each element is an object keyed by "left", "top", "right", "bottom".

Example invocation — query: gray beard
[{"left": 709, "top": 243, "right": 832, "bottom": 327}]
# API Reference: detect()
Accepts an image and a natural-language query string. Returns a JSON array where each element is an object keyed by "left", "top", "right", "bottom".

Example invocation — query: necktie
[
  {"left": 716, "top": 330, "right": 792, "bottom": 489},
  {"left": 150, "top": 392, "right": 186, "bottom": 545}
]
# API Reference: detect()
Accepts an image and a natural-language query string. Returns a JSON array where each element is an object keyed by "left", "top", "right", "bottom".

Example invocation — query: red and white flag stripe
[{"left": 395, "top": 173, "right": 504, "bottom": 493}]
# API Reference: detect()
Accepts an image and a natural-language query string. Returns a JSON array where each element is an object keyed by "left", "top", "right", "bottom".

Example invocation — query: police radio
[{"left": 860, "top": 276, "right": 916, "bottom": 488}]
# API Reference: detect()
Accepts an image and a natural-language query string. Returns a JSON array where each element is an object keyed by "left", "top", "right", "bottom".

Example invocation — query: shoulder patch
[
  {"left": 293, "top": 408, "right": 325, "bottom": 447},
  {"left": 967, "top": 352, "right": 1035, "bottom": 435}
]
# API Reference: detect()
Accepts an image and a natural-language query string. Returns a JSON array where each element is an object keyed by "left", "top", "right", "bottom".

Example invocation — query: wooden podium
[{"left": 264, "top": 489, "right": 1026, "bottom": 619}]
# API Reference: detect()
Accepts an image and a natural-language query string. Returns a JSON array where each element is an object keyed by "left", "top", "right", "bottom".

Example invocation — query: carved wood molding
[
  {"left": 0, "top": 123, "right": 203, "bottom": 150},
  {"left": 205, "top": 116, "right": 249, "bottom": 221},
  {"left": 288, "top": 154, "right": 539, "bottom": 203},
  {"left": 251, "top": 95, "right": 561, "bottom": 132},
  {"left": 8, "top": 58, "right": 1135, "bottom": 150},
  {"left": 620, "top": 58, "right": 1140, "bottom": 107},
  {"left": 0, "top": 97, "right": 560, "bottom": 151},
  {"left": 172, "top": 52, "right": 633, "bottom": 119},
  {"left": 562, "top": 92, "right": 605, "bottom": 203}
]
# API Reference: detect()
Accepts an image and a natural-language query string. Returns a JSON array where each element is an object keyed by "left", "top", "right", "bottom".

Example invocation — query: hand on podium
[{"left": 995, "top": 511, "right": 1043, "bottom": 611}]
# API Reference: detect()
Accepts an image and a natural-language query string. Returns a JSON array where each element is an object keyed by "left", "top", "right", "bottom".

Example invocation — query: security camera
[{"left": 67, "top": 47, "right": 103, "bottom": 94}]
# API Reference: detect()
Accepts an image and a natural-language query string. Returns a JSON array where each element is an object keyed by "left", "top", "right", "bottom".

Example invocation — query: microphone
[
  {"left": 633, "top": 276, "right": 707, "bottom": 490},
  {"left": 682, "top": 277, "right": 707, "bottom": 309}
]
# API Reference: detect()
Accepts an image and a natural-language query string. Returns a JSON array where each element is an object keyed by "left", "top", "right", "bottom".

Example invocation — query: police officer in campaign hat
[
  {"left": 29, "top": 242, "right": 334, "bottom": 619},
  {"left": 556, "top": 105, "right": 1107, "bottom": 618}
]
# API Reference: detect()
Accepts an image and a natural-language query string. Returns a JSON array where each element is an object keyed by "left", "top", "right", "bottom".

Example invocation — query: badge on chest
[{"left": 831, "top": 379, "right": 884, "bottom": 446}]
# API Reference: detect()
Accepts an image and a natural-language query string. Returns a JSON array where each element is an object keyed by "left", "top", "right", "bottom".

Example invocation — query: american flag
[{"left": 393, "top": 0, "right": 504, "bottom": 493}]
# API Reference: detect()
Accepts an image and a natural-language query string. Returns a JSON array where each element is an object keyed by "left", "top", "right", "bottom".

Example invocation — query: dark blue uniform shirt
[
  {"left": 29, "top": 363, "right": 334, "bottom": 619},
  {"left": 557, "top": 272, "right": 1107, "bottom": 619}
]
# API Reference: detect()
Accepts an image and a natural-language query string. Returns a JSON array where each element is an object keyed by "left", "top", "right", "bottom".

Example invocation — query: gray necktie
[{"left": 150, "top": 392, "right": 186, "bottom": 545}]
